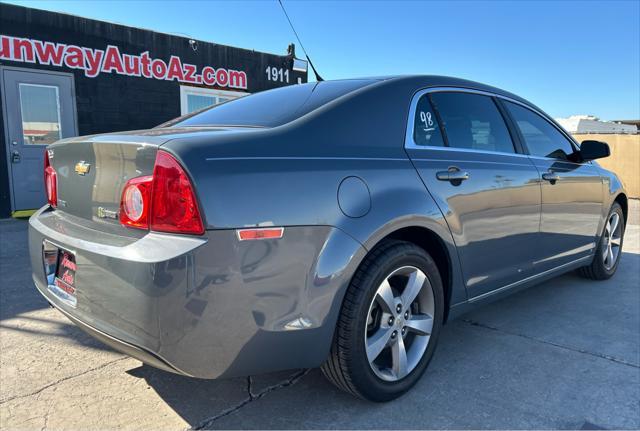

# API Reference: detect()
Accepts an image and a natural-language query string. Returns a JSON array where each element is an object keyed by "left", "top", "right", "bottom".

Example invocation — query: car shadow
[{"left": 0, "top": 219, "right": 53, "bottom": 320}]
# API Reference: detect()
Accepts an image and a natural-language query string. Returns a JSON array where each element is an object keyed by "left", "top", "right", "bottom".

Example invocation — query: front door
[
  {"left": 501, "top": 100, "right": 604, "bottom": 271},
  {"left": 2, "top": 68, "right": 77, "bottom": 212},
  {"left": 405, "top": 90, "right": 542, "bottom": 299}
]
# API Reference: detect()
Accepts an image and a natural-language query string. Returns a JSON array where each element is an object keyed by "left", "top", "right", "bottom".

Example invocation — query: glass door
[{"left": 2, "top": 68, "right": 77, "bottom": 211}]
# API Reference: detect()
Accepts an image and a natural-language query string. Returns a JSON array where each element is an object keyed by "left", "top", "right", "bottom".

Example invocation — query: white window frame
[{"left": 179, "top": 86, "right": 247, "bottom": 115}]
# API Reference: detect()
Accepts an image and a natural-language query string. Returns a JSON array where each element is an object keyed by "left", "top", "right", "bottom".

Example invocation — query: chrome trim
[
  {"left": 468, "top": 255, "right": 591, "bottom": 303},
  {"left": 410, "top": 145, "right": 533, "bottom": 158},
  {"left": 404, "top": 86, "right": 579, "bottom": 154},
  {"left": 206, "top": 156, "right": 408, "bottom": 162}
]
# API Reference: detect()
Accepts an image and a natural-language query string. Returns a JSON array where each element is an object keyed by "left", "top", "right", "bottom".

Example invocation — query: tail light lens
[
  {"left": 119, "top": 175, "right": 152, "bottom": 229},
  {"left": 150, "top": 151, "right": 204, "bottom": 234},
  {"left": 119, "top": 151, "right": 204, "bottom": 235},
  {"left": 44, "top": 150, "right": 57, "bottom": 208}
]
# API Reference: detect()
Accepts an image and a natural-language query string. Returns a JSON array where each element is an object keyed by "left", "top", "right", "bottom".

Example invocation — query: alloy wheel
[
  {"left": 364, "top": 266, "right": 434, "bottom": 382},
  {"left": 602, "top": 212, "right": 622, "bottom": 271}
]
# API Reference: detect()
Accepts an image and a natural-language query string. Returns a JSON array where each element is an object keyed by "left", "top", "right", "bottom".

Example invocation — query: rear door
[
  {"left": 405, "top": 90, "right": 541, "bottom": 299},
  {"left": 2, "top": 68, "right": 77, "bottom": 212},
  {"left": 501, "top": 101, "right": 604, "bottom": 271}
]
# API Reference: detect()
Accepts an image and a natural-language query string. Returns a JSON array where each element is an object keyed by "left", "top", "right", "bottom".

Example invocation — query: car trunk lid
[{"left": 46, "top": 127, "right": 228, "bottom": 234}]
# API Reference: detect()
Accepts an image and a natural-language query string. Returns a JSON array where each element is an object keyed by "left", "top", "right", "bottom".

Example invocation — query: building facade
[
  {"left": 0, "top": 3, "right": 307, "bottom": 217},
  {"left": 555, "top": 115, "right": 638, "bottom": 134}
]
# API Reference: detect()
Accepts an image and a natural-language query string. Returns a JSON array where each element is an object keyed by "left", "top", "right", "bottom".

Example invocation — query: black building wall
[{"left": 0, "top": 3, "right": 306, "bottom": 217}]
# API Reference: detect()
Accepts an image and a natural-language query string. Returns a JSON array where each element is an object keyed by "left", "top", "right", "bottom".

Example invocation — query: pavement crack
[
  {"left": 192, "top": 369, "right": 310, "bottom": 430},
  {"left": 462, "top": 318, "right": 639, "bottom": 369},
  {"left": 0, "top": 356, "right": 128, "bottom": 405},
  {"left": 40, "top": 406, "right": 51, "bottom": 431}
]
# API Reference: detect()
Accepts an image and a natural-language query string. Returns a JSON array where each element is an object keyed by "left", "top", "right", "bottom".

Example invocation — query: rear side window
[
  {"left": 412, "top": 95, "right": 445, "bottom": 147},
  {"left": 504, "top": 101, "right": 576, "bottom": 160},
  {"left": 430, "top": 92, "right": 515, "bottom": 153}
]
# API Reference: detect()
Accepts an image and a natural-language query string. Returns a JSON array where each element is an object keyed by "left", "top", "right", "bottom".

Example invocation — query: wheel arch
[
  {"left": 614, "top": 192, "right": 628, "bottom": 225},
  {"left": 361, "top": 224, "right": 458, "bottom": 323}
]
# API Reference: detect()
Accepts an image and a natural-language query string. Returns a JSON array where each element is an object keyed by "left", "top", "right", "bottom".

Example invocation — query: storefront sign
[{"left": 0, "top": 34, "right": 248, "bottom": 89}]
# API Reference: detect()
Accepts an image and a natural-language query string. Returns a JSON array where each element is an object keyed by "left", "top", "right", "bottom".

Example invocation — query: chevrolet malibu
[{"left": 30, "top": 76, "right": 627, "bottom": 401}]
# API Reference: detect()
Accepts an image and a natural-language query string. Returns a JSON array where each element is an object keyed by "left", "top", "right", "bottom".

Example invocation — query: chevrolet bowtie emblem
[{"left": 74, "top": 161, "right": 91, "bottom": 175}]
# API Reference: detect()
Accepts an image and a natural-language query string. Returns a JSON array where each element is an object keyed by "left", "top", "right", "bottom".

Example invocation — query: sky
[{"left": 4, "top": 0, "right": 640, "bottom": 120}]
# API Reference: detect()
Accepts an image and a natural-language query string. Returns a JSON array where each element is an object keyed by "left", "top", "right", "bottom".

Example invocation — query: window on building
[
  {"left": 19, "top": 83, "right": 62, "bottom": 145},
  {"left": 504, "top": 101, "right": 577, "bottom": 160},
  {"left": 412, "top": 95, "right": 445, "bottom": 147},
  {"left": 179, "top": 86, "right": 246, "bottom": 115},
  {"left": 430, "top": 92, "right": 515, "bottom": 154}
]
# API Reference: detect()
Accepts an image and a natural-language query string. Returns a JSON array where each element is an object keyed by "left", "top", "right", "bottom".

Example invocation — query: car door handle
[
  {"left": 436, "top": 168, "right": 469, "bottom": 183},
  {"left": 542, "top": 171, "right": 560, "bottom": 182}
]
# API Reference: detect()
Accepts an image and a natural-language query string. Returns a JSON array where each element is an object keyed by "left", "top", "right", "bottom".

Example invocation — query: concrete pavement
[{"left": 1, "top": 202, "right": 638, "bottom": 430}]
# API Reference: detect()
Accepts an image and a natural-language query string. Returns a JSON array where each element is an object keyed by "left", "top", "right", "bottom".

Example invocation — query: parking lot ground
[{"left": 1, "top": 201, "right": 639, "bottom": 430}]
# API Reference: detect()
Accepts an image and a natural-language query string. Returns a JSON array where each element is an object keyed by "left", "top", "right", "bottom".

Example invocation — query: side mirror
[{"left": 579, "top": 140, "right": 610, "bottom": 161}]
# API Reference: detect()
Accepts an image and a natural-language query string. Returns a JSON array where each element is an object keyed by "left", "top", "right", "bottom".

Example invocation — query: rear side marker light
[{"left": 237, "top": 227, "right": 284, "bottom": 241}]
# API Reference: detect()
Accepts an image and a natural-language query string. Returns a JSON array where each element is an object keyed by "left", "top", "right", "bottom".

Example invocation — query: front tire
[
  {"left": 579, "top": 202, "right": 625, "bottom": 280},
  {"left": 321, "top": 240, "right": 444, "bottom": 401}
]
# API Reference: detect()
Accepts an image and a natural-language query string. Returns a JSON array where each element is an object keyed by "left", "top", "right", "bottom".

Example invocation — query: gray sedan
[{"left": 30, "top": 76, "right": 627, "bottom": 401}]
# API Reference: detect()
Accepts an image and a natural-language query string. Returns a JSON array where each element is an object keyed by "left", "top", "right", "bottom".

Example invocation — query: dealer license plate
[{"left": 43, "top": 241, "right": 77, "bottom": 308}]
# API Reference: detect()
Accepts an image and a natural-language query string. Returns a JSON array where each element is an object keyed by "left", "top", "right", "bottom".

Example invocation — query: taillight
[
  {"left": 150, "top": 151, "right": 204, "bottom": 235},
  {"left": 119, "top": 151, "right": 204, "bottom": 235},
  {"left": 44, "top": 150, "right": 57, "bottom": 208},
  {"left": 119, "top": 175, "right": 152, "bottom": 229}
]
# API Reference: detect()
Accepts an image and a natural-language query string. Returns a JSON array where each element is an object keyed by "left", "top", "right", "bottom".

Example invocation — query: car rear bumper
[
  {"left": 29, "top": 206, "right": 365, "bottom": 379},
  {"left": 40, "top": 295, "right": 188, "bottom": 375}
]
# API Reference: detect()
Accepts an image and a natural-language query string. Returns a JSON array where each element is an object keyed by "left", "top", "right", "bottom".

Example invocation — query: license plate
[{"left": 43, "top": 241, "right": 77, "bottom": 308}]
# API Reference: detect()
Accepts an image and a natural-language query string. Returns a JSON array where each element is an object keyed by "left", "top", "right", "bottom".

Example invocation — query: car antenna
[{"left": 277, "top": 0, "right": 323, "bottom": 82}]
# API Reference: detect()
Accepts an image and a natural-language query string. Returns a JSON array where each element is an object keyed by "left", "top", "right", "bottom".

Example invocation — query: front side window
[
  {"left": 430, "top": 92, "right": 515, "bottom": 153},
  {"left": 504, "top": 101, "right": 576, "bottom": 160},
  {"left": 412, "top": 95, "right": 445, "bottom": 147}
]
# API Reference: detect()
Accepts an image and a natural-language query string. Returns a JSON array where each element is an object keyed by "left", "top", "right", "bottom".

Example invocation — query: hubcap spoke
[
  {"left": 611, "top": 237, "right": 621, "bottom": 246},
  {"left": 401, "top": 270, "right": 425, "bottom": 308},
  {"left": 607, "top": 245, "right": 614, "bottom": 266},
  {"left": 366, "top": 327, "right": 393, "bottom": 362},
  {"left": 405, "top": 313, "right": 433, "bottom": 336},
  {"left": 376, "top": 279, "right": 396, "bottom": 313},
  {"left": 610, "top": 214, "right": 619, "bottom": 235},
  {"left": 391, "top": 336, "right": 408, "bottom": 378}
]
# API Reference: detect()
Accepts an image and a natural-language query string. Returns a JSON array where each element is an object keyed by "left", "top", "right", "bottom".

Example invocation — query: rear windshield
[{"left": 171, "top": 79, "right": 376, "bottom": 128}]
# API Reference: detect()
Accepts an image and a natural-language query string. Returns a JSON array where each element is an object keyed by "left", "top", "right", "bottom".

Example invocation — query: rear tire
[
  {"left": 578, "top": 202, "right": 625, "bottom": 280},
  {"left": 321, "top": 240, "right": 444, "bottom": 402}
]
